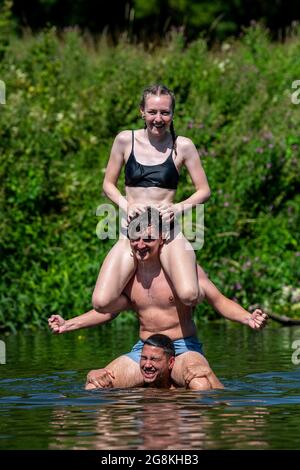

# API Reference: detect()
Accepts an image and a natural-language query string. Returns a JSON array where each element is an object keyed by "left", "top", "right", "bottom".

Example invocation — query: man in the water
[
  {"left": 86, "top": 333, "right": 220, "bottom": 390},
  {"left": 49, "top": 208, "right": 268, "bottom": 390}
]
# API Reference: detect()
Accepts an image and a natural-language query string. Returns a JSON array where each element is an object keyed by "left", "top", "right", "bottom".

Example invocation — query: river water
[{"left": 0, "top": 322, "right": 300, "bottom": 450}]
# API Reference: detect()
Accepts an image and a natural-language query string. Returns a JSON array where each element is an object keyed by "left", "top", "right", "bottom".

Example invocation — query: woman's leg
[
  {"left": 85, "top": 355, "right": 143, "bottom": 390},
  {"left": 92, "top": 238, "right": 136, "bottom": 311},
  {"left": 159, "top": 232, "right": 202, "bottom": 306}
]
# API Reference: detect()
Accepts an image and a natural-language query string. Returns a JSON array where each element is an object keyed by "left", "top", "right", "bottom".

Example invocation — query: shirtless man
[
  {"left": 48, "top": 208, "right": 268, "bottom": 390},
  {"left": 93, "top": 333, "right": 220, "bottom": 390}
]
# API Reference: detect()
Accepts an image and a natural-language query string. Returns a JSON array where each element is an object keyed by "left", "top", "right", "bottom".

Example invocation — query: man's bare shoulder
[
  {"left": 196, "top": 264, "right": 209, "bottom": 279},
  {"left": 196, "top": 264, "right": 223, "bottom": 303}
]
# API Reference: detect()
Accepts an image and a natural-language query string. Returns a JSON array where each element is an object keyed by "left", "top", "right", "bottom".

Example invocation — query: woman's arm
[
  {"left": 102, "top": 131, "right": 131, "bottom": 213},
  {"left": 174, "top": 137, "right": 211, "bottom": 215}
]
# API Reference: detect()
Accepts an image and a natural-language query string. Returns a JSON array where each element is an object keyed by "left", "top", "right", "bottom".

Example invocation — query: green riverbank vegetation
[{"left": 1, "top": 22, "right": 300, "bottom": 331}]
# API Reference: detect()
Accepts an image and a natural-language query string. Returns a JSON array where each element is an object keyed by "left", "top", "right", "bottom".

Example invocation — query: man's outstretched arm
[
  {"left": 197, "top": 265, "right": 268, "bottom": 329},
  {"left": 48, "top": 309, "right": 120, "bottom": 334},
  {"left": 48, "top": 294, "right": 131, "bottom": 334}
]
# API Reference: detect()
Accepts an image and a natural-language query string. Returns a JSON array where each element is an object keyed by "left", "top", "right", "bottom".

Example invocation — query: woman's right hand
[
  {"left": 156, "top": 203, "right": 177, "bottom": 224},
  {"left": 48, "top": 314, "right": 66, "bottom": 334}
]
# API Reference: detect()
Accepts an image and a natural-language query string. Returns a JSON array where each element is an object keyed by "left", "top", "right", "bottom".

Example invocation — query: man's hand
[
  {"left": 247, "top": 309, "right": 268, "bottom": 330},
  {"left": 48, "top": 314, "right": 66, "bottom": 334},
  {"left": 85, "top": 369, "right": 115, "bottom": 389},
  {"left": 183, "top": 363, "right": 211, "bottom": 386}
]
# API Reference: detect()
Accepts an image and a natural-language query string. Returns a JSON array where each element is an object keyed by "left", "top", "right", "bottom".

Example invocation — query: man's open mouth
[
  {"left": 143, "top": 369, "right": 156, "bottom": 379},
  {"left": 138, "top": 249, "right": 149, "bottom": 256}
]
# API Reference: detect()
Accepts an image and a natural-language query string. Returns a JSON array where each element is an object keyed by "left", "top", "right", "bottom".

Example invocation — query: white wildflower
[
  {"left": 16, "top": 69, "right": 27, "bottom": 82},
  {"left": 222, "top": 43, "right": 231, "bottom": 52},
  {"left": 90, "top": 135, "right": 98, "bottom": 145}
]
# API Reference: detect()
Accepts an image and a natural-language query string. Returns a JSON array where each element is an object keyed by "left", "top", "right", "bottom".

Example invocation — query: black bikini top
[{"left": 125, "top": 131, "right": 179, "bottom": 190}]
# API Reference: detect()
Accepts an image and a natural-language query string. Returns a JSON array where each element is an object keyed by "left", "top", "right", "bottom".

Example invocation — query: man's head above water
[
  {"left": 140, "top": 333, "right": 175, "bottom": 388},
  {"left": 127, "top": 206, "right": 164, "bottom": 261}
]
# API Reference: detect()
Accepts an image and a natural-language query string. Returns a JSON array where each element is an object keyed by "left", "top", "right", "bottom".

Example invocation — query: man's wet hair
[
  {"left": 127, "top": 206, "right": 163, "bottom": 240},
  {"left": 144, "top": 333, "right": 175, "bottom": 358}
]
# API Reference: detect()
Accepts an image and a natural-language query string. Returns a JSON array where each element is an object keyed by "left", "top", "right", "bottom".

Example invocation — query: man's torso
[{"left": 124, "top": 264, "right": 197, "bottom": 341}]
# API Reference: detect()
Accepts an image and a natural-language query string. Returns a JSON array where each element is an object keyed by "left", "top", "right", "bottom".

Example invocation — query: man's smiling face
[
  {"left": 129, "top": 226, "right": 163, "bottom": 261},
  {"left": 140, "top": 344, "right": 174, "bottom": 387}
]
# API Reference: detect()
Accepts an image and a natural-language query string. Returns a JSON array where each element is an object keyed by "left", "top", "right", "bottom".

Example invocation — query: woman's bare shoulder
[
  {"left": 114, "top": 130, "right": 132, "bottom": 145},
  {"left": 176, "top": 135, "right": 194, "bottom": 148},
  {"left": 176, "top": 135, "right": 196, "bottom": 158}
]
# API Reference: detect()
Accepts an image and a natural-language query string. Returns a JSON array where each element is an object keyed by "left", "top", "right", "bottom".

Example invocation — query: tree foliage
[
  {"left": 10, "top": 0, "right": 300, "bottom": 43},
  {"left": 1, "top": 24, "right": 300, "bottom": 330}
]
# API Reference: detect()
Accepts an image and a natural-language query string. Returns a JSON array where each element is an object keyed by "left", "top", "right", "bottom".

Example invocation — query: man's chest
[{"left": 126, "top": 274, "right": 175, "bottom": 308}]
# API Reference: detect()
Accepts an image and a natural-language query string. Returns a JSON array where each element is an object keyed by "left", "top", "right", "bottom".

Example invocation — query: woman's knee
[
  {"left": 92, "top": 289, "right": 115, "bottom": 312},
  {"left": 176, "top": 285, "right": 200, "bottom": 306}
]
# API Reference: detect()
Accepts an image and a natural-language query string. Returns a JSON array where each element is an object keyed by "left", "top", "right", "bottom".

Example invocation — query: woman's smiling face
[{"left": 141, "top": 94, "right": 173, "bottom": 136}]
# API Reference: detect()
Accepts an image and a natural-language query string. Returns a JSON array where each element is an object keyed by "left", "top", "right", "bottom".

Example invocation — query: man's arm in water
[
  {"left": 197, "top": 265, "right": 268, "bottom": 329},
  {"left": 48, "top": 294, "right": 131, "bottom": 334}
]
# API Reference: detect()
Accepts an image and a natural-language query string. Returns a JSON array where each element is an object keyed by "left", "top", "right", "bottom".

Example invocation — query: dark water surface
[{"left": 1, "top": 322, "right": 300, "bottom": 450}]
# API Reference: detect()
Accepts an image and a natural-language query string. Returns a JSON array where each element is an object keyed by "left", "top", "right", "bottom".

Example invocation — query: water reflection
[
  {"left": 47, "top": 387, "right": 274, "bottom": 450},
  {"left": 138, "top": 395, "right": 185, "bottom": 450},
  {"left": 1, "top": 372, "right": 300, "bottom": 449},
  {"left": 215, "top": 408, "right": 270, "bottom": 449},
  {"left": 49, "top": 389, "right": 207, "bottom": 450}
]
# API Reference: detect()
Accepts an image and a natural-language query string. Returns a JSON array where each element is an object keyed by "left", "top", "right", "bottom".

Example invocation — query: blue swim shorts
[{"left": 125, "top": 336, "right": 204, "bottom": 364}]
